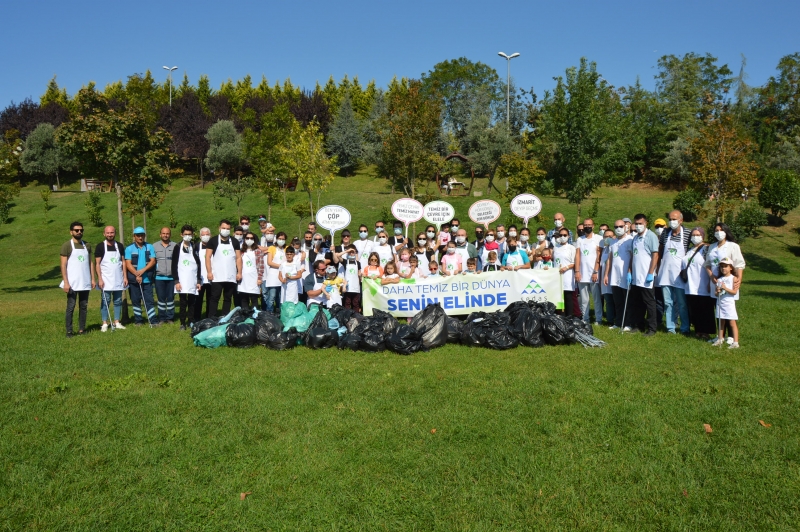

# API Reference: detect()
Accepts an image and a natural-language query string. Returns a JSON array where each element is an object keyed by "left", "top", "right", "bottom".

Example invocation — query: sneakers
[
  {"left": 711, "top": 338, "right": 724, "bottom": 347},
  {"left": 101, "top": 323, "right": 109, "bottom": 333},
  {"left": 609, "top": 325, "right": 620, "bottom": 330},
  {"left": 114, "top": 322, "right": 126, "bottom": 330},
  {"left": 728, "top": 342, "right": 740, "bottom": 349},
  {"left": 643, "top": 330, "right": 656, "bottom": 337},
  {"left": 726, "top": 337, "right": 734, "bottom": 345},
  {"left": 622, "top": 326, "right": 634, "bottom": 333}
]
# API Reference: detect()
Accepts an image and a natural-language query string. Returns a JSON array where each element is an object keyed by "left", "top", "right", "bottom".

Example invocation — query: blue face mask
[
  {"left": 359, "top": 231, "right": 368, "bottom": 239},
  {"left": 375, "top": 227, "right": 383, "bottom": 234},
  {"left": 394, "top": 227, "right": 402, "bottom": 235}
]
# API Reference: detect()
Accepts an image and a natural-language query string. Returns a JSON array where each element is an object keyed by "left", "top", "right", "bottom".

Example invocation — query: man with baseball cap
[{"left": 124, "top": 226, "right": 158, "bottom": 326}]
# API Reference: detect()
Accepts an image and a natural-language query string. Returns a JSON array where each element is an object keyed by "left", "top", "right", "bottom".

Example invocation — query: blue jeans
[
  {"left": 262, "top": 285, "right": 281, "bottom": 313},
  {"left": 662, "top": 285, "right": 690, "bottom": 333},
  {"left": 155, "top": 279, "right": 176, "bottom": 321},
  {"left": 129, "top": 282, "right": 156, "bottom": 324},
  {"left": 100, "top": 290, "right": 123, "bottom": 322}
]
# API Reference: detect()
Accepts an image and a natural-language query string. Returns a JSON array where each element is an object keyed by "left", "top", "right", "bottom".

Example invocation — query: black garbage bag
[
  {"left": 411, "top": 304, "right": 448, "bottom": 350},
  {"left": 566, "top": 316, "right": 593, "bottom": 337},
  {"left": 346, "top": 315, "right": 364, "bottom": 333},
  {"left": 511, "top": 309, "right": 544, "bottom": 347},
  {"left": 542, "top": 302, "right": 557, "bottom": 315},
  {"left": 227, "top": 307, "right": 251, "bottom": 325},
  {"left": 191, "top": 318, "right": 219, "bottom": 337},
  {"left": 480, "top": 312, "right": 518, "bottom": 350},
  {"left": 541, "top": 314, "right": 573, "bottom": 345},
  {"left": 360, "top": 332, "right": 386, "bottom": 352},
  {"left": 446, "top": 317, "right": 464, "bottom": 343},
  {"left": 254, "top": 313, "right": 284, "bottom": 345},
  {"left": 308, "top": 306, "right": 330, "bottom": 331},
  {"left": 503, "top": 301, "right": 532, "bottom": 323},
  {"left": 386, "top": 325, "right": 424, "bottom": 355},
  {"left": 225, "top": 322, "right": 257, "bottom": 348},
  {"left": 267, "top": 327, "right": 301, "bottom": 350},
  {"left": 329, "top": 304, "right": 359, "bottom": 325},
  {"left": 460, "top": 312, "right": 488, "bottom": 346},
  {"left": 305, "top": 327, "right": 339, "bottom": 349},
  {"left": 338, "top": 332, "right": 362, "bottom": 351},
  {"left": 372, "top": 309, "right": 400, "bottom": 335}
]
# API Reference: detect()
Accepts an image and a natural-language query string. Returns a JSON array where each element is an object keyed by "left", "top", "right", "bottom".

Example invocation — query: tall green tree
[
  {"left": 19, "top": 123, "right": 74, "bottom": 189},
  {"left": 204, "top": 120, "right": 245, "bottom": 179},
  {"left": 326, "top": 93, "right": 362, "bottom": 175},
  {"left": 280, "top": 121, "right": 338, "bottom": 218}
]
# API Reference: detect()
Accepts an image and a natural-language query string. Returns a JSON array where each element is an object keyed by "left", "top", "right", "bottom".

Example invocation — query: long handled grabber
[
  {"left": 620, "top": 283, "right": 631, "bottom": 334},
  {"left": 138, "top": 281, "right": 154, "bottom": 328},
  {"left": 102, "top": 290, "right": 115, "bottom": 333}
]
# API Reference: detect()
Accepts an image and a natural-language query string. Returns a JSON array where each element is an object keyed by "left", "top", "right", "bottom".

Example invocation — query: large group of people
[{"left": 59, "top": 208, "right": 745, "bottom": 347}]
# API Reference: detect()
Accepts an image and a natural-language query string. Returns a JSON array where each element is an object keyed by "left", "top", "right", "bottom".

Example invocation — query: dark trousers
[
  {"left": 686, "top": 294, "right": 717, "bottom": 335},
  {"left": 559, "top": 290, "right": 576, "bottom": 317},
  {"left": 630, "top": 285, "right": 657, "bottom": 333},
  {"left": 572, "top": 289, "right": 581, "bottom": 319},
  {"left": 66, "top": 290, "right": 89, "bottom": 334},
  {"left": 207, "top": 282, "right": 236, "bottom": 318},
  {"left": 194, "top": 284, "right": 209, "bottom": 322},
  {"left": 178, "top": 294, "right": 197, "bottom": 326},
  {"left": 129, "top": 282, "right": 156, "bottom": 324},
  {"left": 611, "top": 286, "right": 633, "bottom": 328},
  {"left": 154, "top": 279, "right": 175, "bottom": 322},
  {"left": 240, "top": 292, "right": 261, "bottom": 315},
  {"left": 343, "top": 292, "right": 361, "bottom": 313},
  {"left": 655, "top": 286, "right": 664, "bottom": 328}
]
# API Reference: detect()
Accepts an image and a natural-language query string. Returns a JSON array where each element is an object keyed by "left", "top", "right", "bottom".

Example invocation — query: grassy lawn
[{"left": 1, "top": 172, "right": 799, "bottom": 530}]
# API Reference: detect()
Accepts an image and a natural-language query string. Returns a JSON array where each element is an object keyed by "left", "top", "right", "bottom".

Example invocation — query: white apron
[
  {"left": 374, "top": 244, "right": 394, "bottom": 267},
  {"left": 631, "top": 232, "right": 654, "bottom": 288},
  {"left": 455, "top": 246, "right": 471, "bottom": 265},
  {"left": 706, "top": 242, "right": 739, "bottom": 300},
  {"left": 609, "top": 236, "right": 632, "bottom": 289},
  {"left": 307, "top": 275, "right": 327, "bottom": 308},
  {"left": 413, "top": 250, "right": 430, "bottom": 272},
  {"left": 363, "top": 266, "right": 382, "bottom": 280},
  {"left": 553, "top": 243, "right": 575, "bottom": 291},
  {"left": 211, "top": 238, "right": 237, "bottom": 283},
  {"left": 354, "top": 239, "right": 373, "bottom": 264},
  {"left": 198, "top": 243, "right": 210, "bottom": 285},
  {"left": 656, "top": 236, "right": 687, "bottom": 289},
  {"left": 505, "top": 250, "right": 525, "bottom": 268},
  {"left": 62, "top": 240, "right": 91, "bottom": 291},
  {"left": 238, "top": 250, "right": 260, "bottom": 294},
  {"left": 683, "top": 246, "right": 710, "bottom": 296},
  {"left": 265, "top": 246, "right": 284, "bottom": 287},
  {"left": 577, "top": 234, "right": 601, "bottom": 281},
  {"left": 280, "top": 259, "right": 301, "bottom": 303},
  {"left": 99, "top": 242, "right": 125, "bottom": 292},
  {"left": 342, "top": 260, "right": 360, "bottom": 293},
  {"left": 176, "top": 245, "right": 199, "bottom": 295},
  {"left": 397, "top": 261, "right": 412, "bottom": 276}
]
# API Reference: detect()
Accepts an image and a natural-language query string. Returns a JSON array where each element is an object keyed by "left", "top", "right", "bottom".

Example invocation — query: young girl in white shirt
[
  {"left": 278, "top": 246, "right": 304, "bottom": 304},
  {"left": 381, "top": 261, "right": 400, "bottom": 285},
  {"left": 712, "top": 258, "right": 739, "bottom": 349}
]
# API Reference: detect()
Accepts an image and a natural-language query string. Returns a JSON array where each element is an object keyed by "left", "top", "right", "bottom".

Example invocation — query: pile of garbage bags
[{"left": 192, "top": 300, "right": 600, "bottom": 354}]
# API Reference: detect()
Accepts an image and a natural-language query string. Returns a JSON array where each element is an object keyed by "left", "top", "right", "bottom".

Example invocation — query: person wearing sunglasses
[
  {"left": 303, "top": 260, "right": 330, "bottom": 309},
  {"left": 60, "top": 221, "right": 96, "bottom": 338}
]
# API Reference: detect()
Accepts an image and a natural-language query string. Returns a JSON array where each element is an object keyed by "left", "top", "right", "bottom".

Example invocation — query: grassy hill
[{"left": 1, "top": 171, "right": 799, "bottom": 529}]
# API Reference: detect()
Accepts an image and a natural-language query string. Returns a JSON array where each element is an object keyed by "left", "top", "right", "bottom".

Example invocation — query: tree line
[{"left": 1, "top": 52, "right": 799, "bottom": 239}]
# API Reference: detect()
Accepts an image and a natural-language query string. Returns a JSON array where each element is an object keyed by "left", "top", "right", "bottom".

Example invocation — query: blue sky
[{"left": 2, "top": 0, "right": 797, "bottom": 108}]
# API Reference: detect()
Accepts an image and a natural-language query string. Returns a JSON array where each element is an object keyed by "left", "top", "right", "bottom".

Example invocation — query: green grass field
[{"left": 1, "top": 172, "right": 799, "bottom": 530}]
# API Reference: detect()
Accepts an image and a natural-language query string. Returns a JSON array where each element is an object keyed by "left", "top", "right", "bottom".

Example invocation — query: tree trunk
[
  {"left": 143, "top": 206, "right": 147, "bottom": 234},
  {"left": 308, "top": 190, "right": 314, "bottom": 220},
  {"left": 199, "top": 158, "right": 204, "bottom": 188},
  {"left": 115, "top": 179, "right": 125, "bottom": 245},
  {"left": 282, "top": 187, "right": 287, "bottom": 209},
  {"left": 576, "top": 203, "right": 582, "bottom": 225},
  {"left": 268, "top": 196, "right": 272, "bottom": 221},
  {"left": 55, "top": 170, "right": 61, "bottom": 191}
]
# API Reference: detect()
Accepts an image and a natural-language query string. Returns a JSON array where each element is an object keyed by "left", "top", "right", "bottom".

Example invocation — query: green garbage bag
[
  {"left": 280, "top": 301, "right": 305, "bottom": 325},
  {"left": 284, "top": 313, "right": 313, "bottom": 333},
  {"left": 193, "top": 324, "right": 229, "bottom": 348}
]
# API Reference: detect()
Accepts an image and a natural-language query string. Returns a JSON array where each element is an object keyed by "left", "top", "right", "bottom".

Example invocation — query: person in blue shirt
[
  {"left": 124, "top": 226, "right": 158, "bottom": 326},
  {"left": 501, "top": 237, "right": 531, "bottom": 272}
]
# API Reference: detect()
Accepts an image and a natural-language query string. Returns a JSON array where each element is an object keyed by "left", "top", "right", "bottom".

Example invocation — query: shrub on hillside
[
  {"left": 672, "top": 189, "right": 705, "bottom": 221},
  {"left": 758, "top": 169, "right": 800, "bottom": 218}
]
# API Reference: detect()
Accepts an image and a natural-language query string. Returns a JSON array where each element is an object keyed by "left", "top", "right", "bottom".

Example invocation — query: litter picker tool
[
  {"left": 102, "top": 290, "right": 115, "bottom": 333},
  {"left": 138, "top": 281, "right": 154, "bottom": 328}
]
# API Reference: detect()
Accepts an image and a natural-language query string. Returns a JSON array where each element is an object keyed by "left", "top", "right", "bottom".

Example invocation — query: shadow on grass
[
  {"left": 27, "top": 266, "right": 61, "bottom": 282},
  {"left": 766, "top": 214, "right": 788, "bottom": 227},
  {"left": 746, "top": 280, "right": 800, "bottom": 288},
  {"left": 787, "top": 246, "right": 800, "bottom": 258},
  {"left": 742, "top": 253, "right": 789, "bottom": 275},
  {"left": 1, "top": 285, "right": 54, "bottom": 293},
  {"left": 0, "top": 233, "right": 8, "bottom": 240},
  {"left": 750, "top": 290, "right": 800, "bottom": 301}
]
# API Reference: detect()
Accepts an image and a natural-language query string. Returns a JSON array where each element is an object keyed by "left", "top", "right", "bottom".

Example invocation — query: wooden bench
[{"left": 82, "top": 179, "right": 113, "bottom": 192}]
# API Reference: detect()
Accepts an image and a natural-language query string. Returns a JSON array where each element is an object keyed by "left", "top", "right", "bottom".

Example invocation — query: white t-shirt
[{"left": 576, "top": 233, "right": 603, "bottom": 281}]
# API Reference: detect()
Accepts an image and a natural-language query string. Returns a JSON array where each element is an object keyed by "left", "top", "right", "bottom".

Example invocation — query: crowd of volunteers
[{"left": 59, "top": 208, "right": 745, "bottom": 348}]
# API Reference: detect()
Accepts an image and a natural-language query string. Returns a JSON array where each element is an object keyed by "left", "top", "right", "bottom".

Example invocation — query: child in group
[
  {"left": 428, "top": 260, "right": 442, "bottom": 277},
  {"left": 362, "top": 252, "right": 383, "bottom": 280},
  {"left": 537, "top": 248, "right": 554, "bottom": 270},
  {"left": 322, "top": 265, "right": 345, "bottom": 308},
  {"left": 278, "top": 246, "right": 304, "bottom": 303},
  {"left": 381, "top": 261, "right": 400, "bottom": 285},
  {"left": 713, "top": 258, "right": 739, "bottom": 348},
  {"left": 482, "top": 250, "right": 502, "bottom": 272},
  {"left": 438, "top": 223, "right": 452, "bottom": 248},
  {"left": 409, "top": 255, "right": 423, "bottom": 278},
  {"left": 530, "top": 249, "right": 543, "bottom": 268},
  {"left": 440, "top": 241, "right": 462, "bottom": 276},
  {"left": 339, "top": 245, "right": 362, "bottom": 313},
  {"left": 396, "top": 248, "right": 414, "bottom": 279},
  {"left": 462, "top": 257, "right": 480, "bottom": 275}
]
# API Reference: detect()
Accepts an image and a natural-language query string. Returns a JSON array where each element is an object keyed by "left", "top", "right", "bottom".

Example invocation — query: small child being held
[{"left": 322, "top": 265, "right": 345, "bottom": 307}]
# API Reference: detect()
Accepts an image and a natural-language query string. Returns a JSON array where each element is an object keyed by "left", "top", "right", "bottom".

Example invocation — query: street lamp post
[
  {"left": 497, "top": 52, "right": 520, "bottom": 128},
  {"left": 162, "top": 65, "right": 178, "bottom": 107}
]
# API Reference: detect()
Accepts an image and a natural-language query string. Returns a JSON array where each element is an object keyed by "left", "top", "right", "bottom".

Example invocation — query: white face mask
[
  {"left": 614, "top": 227, "right": 625, "bottom": 237},
  {"left": 418, "top": 239, "right": 427, "bottom": 246},
  {"left": 715, "top": 231, "right": 726, "bottom": 242},
  {"left": 485, "top": 235, "right": 495, "bottom": 243},
  {"left": 509, "top": 231, "right": 517, "bottom": 238},
  {"left": 520, "top": 235, "right": 529, "bottom": 242},
  {"left": 554, "top": 220, "right": 563, "bottom": 228},
  {"left": 537, "top": 234, "right": 546, "bottom": 242},
  {"left": 447, "top": 248, "right": 455, "bottom": 254},
  {"left": 244, "top": 239, "right": 255, "bottom": 246},
  {"left": 558, "top": 236, "right": 569, "bottom": 244},
  {"left": 241, "top": 224, "right": 249, "bottom": 231},
  {"left": 691, "top": 235, "right": 703, "bottom": 245},
  {"left": 496, "top": 231, "right": 505, "bottom": 238},
  {"left": 276, "top": 239, "right": 285, "bottom": 247},
  {"left": 655, "top": 227, "right": 664, "bottom": 236},
  {"left": 378, "top": 237, "right": 387, "bottom": 245},
  {"left": 450, "top": 225, "right": 459, "bottom": 232},
  {"left": 456, "top": 236, "right": 465, "bottom": 244},
  {"left": 182, "top": 235, "right": 192, "bottom": 242},
  {"left": 427, "top": 231, "right": 435, "bottom": 239},
  {"left": 265, "top": 234, "right": 274, "bottom": 242},
  {"left": 219, "top": 229, "right": 230, "bottom": 237},
  {"left": 200, "top": 235, "right": 210, "bottom": 243},
  {"left": 235, "top": 235, "right": 243, "bottom": 242},
  {"left": 635, "top": 224, "right": 646, "bottom": 234},
  {"left": 604, "top": 237, "right": 614, "bottom": 246},
  {"left": 359, "top": 231, "right": 368, "bottom": 239},
  {"left": 668, "top": 220, "right": 680, "bottom": 230}
]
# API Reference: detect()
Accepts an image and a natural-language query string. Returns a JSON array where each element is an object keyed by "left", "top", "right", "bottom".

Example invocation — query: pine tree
[{"left": 327, "top": 94, "right": 362, "bottom": 175}]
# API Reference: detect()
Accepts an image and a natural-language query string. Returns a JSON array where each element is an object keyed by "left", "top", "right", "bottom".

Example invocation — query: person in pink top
[{"left": 440, "top": 241, "right": 463, "bottom": 276}]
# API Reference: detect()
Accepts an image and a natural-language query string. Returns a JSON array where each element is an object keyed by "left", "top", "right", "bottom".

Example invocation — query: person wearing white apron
[
  {"left": 373, "top": 231, "right": 395, "bottom": 267},
  {"left": 173, "top": 225, "right": 202, "bottom": 330},
  {"left": 575, "top": 221, "right": 604, "bottom": 325},
  {"left": 704, "top": 223, "right": 746, "bottom": 302},
  {"left": 60, "top": 222, "right": 95, "bottom": 337},
  {"left": 629, "top": 216, "right": 660, "bottom": 335},
  {"left": 598, "top": 230, "right": 616, "bottom": 326},
  {"left": 238, "top": 233, "right": 264, "bottom": 314},
  {"left": 453, "top": 229, "right": 477, "bottom": 266},
  {"left": 552, "top": 230, "right": 576, "bottom": 316},
  {"left": 502, "top": 239, "right": 530, "bottom": 271},
  {"left": 339, "top": 247, "right": 362, "bottom": 312},
  {"left": 605, "top": 221, "right": 632, "bottom": 329},
  {"left": 205, "top": 221, "right": 242, "bottom": 319},
  {"left": 683, "top": 229, "right": 715, "bottom": 338},
  {"left": 656, "top": 212, "right": 691, "bottom": 334},
  {"left": 94, "top": 225, "right": 127, "bottom": 332},
  {"left": 354, "top": 225, "right": 374, "bottom": 267},
  {"left": 279, "top": 247, "right": 303, "bottom": 304},
  {"left": 263, "top": 232, "right": 286, "bottom": 313},
  {"left": 303, "top": 260, "right": 329, "bottom": 309},
  {"left": 194, "top": 227, "right": 212, "bottom": 322}
]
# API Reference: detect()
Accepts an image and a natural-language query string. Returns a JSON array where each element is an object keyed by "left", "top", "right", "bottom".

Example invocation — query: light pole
[
  {"left": 162, "top": 65, "right": 178, "bottom": 107},
  {"left": 497, "top": 52, "right": 520, "bottom": 128}
]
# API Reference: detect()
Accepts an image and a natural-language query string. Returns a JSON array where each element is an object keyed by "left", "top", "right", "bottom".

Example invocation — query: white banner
[{"left": 362, "top": 269, "right": 564, "bottom": 317}]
